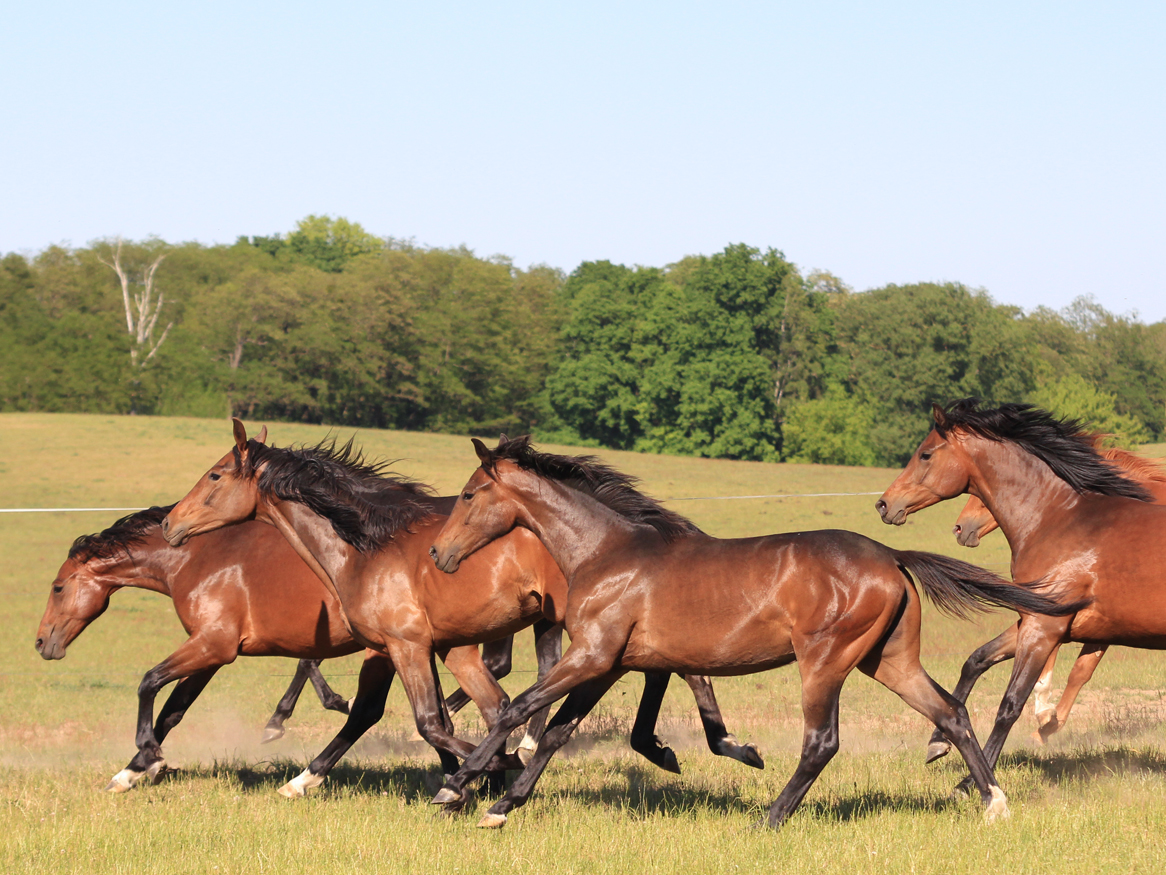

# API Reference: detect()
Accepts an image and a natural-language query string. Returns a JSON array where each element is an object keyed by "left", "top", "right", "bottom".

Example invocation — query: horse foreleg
[
  {"left": 765, "top": 672, "right": 844, "bottom": 830},
  {"left": 477, "top": 672, "right": 624, "bottom": 829},
  {"left": 515, "top": 620, "right": 563, "bottom": 763},
  {"left": 629, "top": 672, "right": 679, "bottom": 772},
  {"left": 1034, "top": 644, "right": 1106, "bottom": 745},
  {"left": 445, "top": 636, "right": 514, "bottom": 715},
  {"left": 263, "top": 659, "right": 312, "bottom": 743},
  {"left": 431, "top": 644, "right": 617, "bottom": 812},
  {"left": 925, "top": 623, "right": 1020, "bottom": 763},
  {"left": 306, "top": 658, "right": 352, "bottom": 714},
  {"left": 957, "top": 616, "right": 1069, "bottom": 793},
  {"left": 684, "top": 674, "right": 764, "bottom": 769},
  {"left": 107, "top": 637, "right": 233, "bottom": 793},
  {"left": 278, "top": 651, "right": 395, "bottom": 799}
]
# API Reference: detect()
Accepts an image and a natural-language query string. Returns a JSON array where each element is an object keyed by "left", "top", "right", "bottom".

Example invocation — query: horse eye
[
  {"left": 209, "top": 473, "right": 221, "bottom": 481},
  {"left": 53, "top": 584, "right": 64, "bottom": 594},
  {"left": 462, "top": 492, "right": 474, "bottom": 501},
  {"left": 920, "top": 452, "right": 932, "bottom": 461}
]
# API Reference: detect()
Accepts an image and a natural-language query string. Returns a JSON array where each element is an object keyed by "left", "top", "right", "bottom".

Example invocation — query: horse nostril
[
  {"left": 34, "top": 638, "right": 43, "bottom": 652},
  {"left": 875, "top": 500, "right": 887, "bottom": 515},
  {"left": 953, "top": 524, "right": 962, "bottom": 535},
  {"left": 428, "top": 546, "right": 438, "bottom": 560},
  {"left": 161, "top": 517, "right": 170, "bottom": 536}
]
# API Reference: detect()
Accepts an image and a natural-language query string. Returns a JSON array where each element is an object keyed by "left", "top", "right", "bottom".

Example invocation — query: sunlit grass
[{"left": 3, "top": 412, "right": 1166, "bottom": 874}]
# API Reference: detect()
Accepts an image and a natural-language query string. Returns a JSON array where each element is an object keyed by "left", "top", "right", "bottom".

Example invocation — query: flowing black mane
[
  {"left": 245, "top": 438, "right": 438, "bottom": 553},
  {"left": 69, "top": 505, "right": 175, "bottom": 563},
  {"left": 484, "top": 436, "right": 702, "bottom": 542},
  {"left": 937, "top": 399, "right": 1153, "bottom": 501}
]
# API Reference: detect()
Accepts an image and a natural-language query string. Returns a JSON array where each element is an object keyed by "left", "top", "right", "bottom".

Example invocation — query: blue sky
[{"left": 4, "top": 1, "right": 1164, "bottom": 322}]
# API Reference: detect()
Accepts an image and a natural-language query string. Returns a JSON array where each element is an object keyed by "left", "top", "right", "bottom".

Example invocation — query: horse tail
[{"left": 892, "top": 550, "right": 1089, "bottom": 621}]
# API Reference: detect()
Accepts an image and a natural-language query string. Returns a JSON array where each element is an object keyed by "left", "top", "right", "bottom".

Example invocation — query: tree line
[{"left": 3, "top": 216, "right": 1164, "bottom": 466}]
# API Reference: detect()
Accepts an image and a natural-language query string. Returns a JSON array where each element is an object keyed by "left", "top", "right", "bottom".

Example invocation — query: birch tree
[{"left": 98, "top": 238, "right": 173, "bottom": 370}]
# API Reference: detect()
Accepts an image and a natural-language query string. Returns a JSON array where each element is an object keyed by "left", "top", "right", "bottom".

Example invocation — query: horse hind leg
[
  {"left": 683, "top": 674, "right": 764, "bottom": 769},
  {"left": 515, "top": 620, "right": 562, "bottom": 764},
  {"left": 1030, "top": 644, "right": 1063, "bottom": 735},
  {"left": 1034, "top": 644, "right": 1106, "bottom": 745}
]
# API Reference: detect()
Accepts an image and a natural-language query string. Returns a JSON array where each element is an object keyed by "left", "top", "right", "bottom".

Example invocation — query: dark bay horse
[
  {"left": 36, "top": 507, "right": 514, "bottom": 792},
  {"left": 926, "top": 440, "right": 1166, "bottom": 760},
  {"left": 426, "top": 437, "right": 1080, "bottom": 829},
  {"left": 878, "top": 400, "right": 1165, "bottom": 785},
  {"left": 162, "top": 421, "right": 761, "bottom": 797}
]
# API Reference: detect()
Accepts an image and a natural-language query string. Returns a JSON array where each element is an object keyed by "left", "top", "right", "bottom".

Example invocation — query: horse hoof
[
  {"left": 277, "top": 782, "right": 304, "bottom": 799},
  {"left": 661, "top": 748, "right": 682, "bottom": 775},
  {"left": 105, "top": 769, "right": 141, "bottom": 793},
  {"left": 925, "top": 741, "right": 951, "bottom": 764},
  {"left": 477, "top": 812, "right": 507, "bottom": 829},
  {"left": 146, "top": 761, "right": 169, "bottom": 785},
  {"left": 261, "top": 726, "right": 285, "bottom": 744},
  {"left": 983, "top": 786, "right": 1011, "bottom": 823},
  {"left": 431, "top": 787, "right": 462, "bottom": 805},
  {"left": 741, "top": 744, "right": 765, "bottom": 770}
]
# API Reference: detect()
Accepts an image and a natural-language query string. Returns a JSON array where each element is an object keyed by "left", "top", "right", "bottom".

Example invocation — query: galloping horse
[
  {"left": 162, "top": 422, "right": 761, "bottom": 798},
  {"left": 36, "top": 506, "right": 515, "bottom": 792},
  {"left": 426, "top": 436, "right": 1079, "bottom": 829},
  {"left": 877, "top": 400, "right": 1165, "bottom": 785},
  {"left": 925, "top": 440, "right": 1166, "bottom": 761}
]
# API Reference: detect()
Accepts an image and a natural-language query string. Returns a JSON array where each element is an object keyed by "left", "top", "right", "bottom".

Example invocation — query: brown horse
[
  {"left": 36, "top": 506, "right": 518, "bottom": 792},
  {"left": 425, "top": 437, "right": 1081, "bottom": 829},
  {"left": 877, "top": 400, "right": 1165, "bottom": 787},
  {"left": 161, "top": 422, "right": 762, "bottom": 797},
  {"left": 926, "top": 441, "right": 1166, "bottom": 760}
]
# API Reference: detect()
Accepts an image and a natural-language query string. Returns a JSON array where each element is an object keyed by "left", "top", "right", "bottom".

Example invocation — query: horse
[
  {"left": 925, "top": 440, "right": 1166, "bottom": 761},
  {"left": 877, "top": 399, "right": 1165, "bottom": 787},
  {"left": 424, "top": 436, "right": 1080, "bottom": 830},
  {"left": 161, "top": 421, "right": 762, "bottom": 797},
  {"left": 36, "top": 506, "right": 523, "bottom": 792}
]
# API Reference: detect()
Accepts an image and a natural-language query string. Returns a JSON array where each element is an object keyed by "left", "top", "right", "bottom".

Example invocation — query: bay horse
[
  {"left": 161, "top": 421, "right": 762, "bottom": 797},
  {"left": 425, "top": 436, "right": 1079, "bottom": 830},
  {"left": 925, "top": 440, "right": 1166, "bottom": 761},
  {"left": 877, "top": 400, "right": 1165, "bottom": 787},
  {"left": 36, "top": 506, "right": 523, "bottom": 792}
]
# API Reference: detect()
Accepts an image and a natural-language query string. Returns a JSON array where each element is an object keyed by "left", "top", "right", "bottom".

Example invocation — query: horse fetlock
[
  {"left": 277, "top": 768, "right": 325, "bottom": 799},
  {"left": 983, "top": 786, "right": 1010, "bottom": 823}
]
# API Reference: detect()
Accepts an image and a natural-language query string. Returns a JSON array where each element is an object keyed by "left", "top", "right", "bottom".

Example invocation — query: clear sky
[{"left": 4, "top": 1, "right": 1164, "bottom": 322}]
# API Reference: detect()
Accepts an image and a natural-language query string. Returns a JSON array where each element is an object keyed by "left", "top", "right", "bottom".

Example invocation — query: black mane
[
  {"left": 937, "top": 399, "right": 1153, "bottom": 501},
  {"left": 485, "top": 436, "right": 702, "bottom": 542},
  {"left": 245, "top": 438, "right": 437, "bottom": 553},
  {"left": 69, "top": 505, "right": 175, "bottom": 563}
]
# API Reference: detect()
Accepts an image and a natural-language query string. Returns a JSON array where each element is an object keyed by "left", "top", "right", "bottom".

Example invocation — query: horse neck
[
  {"left": 85, "top": 531, "right": 178, "bottom": 597},
  {"left": 510, "top": 476, "right": 641, "bottom": 580},
  {"left": 260, "top": 496, "right": 363, "bottom": 605},
  {"left": 963, "top": 435, "right": 1083, "bottom": 549}
]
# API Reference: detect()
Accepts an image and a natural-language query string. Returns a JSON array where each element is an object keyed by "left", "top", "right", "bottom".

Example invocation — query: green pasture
[{"left": 3, "top": 412, "right": 1166, "bottom": 874}]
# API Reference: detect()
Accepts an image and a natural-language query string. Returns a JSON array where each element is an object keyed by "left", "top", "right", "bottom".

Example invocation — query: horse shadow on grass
[{"left": 997, "top": 746, "right": 1166, "bottom": 785}]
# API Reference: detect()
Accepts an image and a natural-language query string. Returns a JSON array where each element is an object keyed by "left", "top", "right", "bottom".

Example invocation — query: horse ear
[
  {"left": 232, "top": 417, "right": 249, "bottom": 452},
  {"left": 471, "top": 438, "right": 492, "bottom": 464},
  {"left": 255, "top": 425, "right": 268, "bottom": 445},
  {"left": 931, "top": 403, "right": 948, "bottom": 430},
  {"left": 498, "top": 433, "right": 509, "bottom": 443}
]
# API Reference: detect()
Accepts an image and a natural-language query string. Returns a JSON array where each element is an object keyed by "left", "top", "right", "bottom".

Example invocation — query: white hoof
[
  {"left": 277, "top": 768, "right": 324, "bottom": 799},
  {"left": 983, "top": 786, "right": 1010, "bottom": 823},
  {"left": 105, "top": 768, "right": 144, "bottom": 793},
  {"left": 477, "top": 812, "right": 507, "bottom": 829},
  {"left": 261, "top": 726, "right": 285, "bottom": 744},
  {"left": 146, "top": 759, "right": 168, "bottom": 784}
]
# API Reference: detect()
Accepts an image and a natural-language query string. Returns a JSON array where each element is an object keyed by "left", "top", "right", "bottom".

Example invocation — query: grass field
[{"left": 3, "top": 413, "right": 1166, "bottom": 874}]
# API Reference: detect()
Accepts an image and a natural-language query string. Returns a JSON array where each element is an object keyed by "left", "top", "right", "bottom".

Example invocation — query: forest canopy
[{"left": 3, "top": 216, "right": 1163, "bottom": 466}]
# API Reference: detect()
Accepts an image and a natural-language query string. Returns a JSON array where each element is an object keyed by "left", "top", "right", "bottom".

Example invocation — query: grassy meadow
[{"left": 3, "top": 412, "right": 1166, "bottom": 874}]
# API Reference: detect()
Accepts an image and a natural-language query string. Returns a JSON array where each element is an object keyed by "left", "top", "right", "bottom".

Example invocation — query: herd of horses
[{"left": 35, "top": 399, "right": 1166, "bottom": 830}]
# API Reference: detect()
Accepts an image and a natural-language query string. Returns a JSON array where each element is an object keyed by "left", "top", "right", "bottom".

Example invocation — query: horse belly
[{"left": 621, "top": 618, "right": 795, "bottom": 676}]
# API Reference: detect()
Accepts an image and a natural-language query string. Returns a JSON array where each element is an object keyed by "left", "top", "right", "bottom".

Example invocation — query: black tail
[{"left": 893, "top": 550, "right": 1088, "bottom": 620}]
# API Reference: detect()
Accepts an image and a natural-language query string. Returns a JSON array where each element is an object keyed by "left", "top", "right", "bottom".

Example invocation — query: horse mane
[
  {"left": 937, "top": 400, "right": 1154, "bottom": 501},
  {"left": 1099, "top": 444, "right": 1166, "bottom": 487},
  {"left": 68, "top": 505, "right": 175, "bottom": 563},
  {"left": 484, "top": 436, "right": 702, "bottom": 542},
  {"left": 245, "top": 438, "right": 437, "bottom": 553}
]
